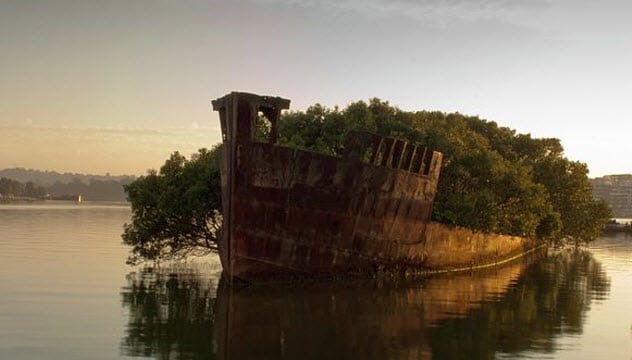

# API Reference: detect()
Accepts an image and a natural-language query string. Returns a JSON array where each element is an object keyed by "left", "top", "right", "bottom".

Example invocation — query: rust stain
[{"left": 212, "top": 92, "right": 536, "bottom": 282}]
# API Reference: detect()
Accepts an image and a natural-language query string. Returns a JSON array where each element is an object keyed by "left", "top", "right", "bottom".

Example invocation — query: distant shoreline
[{"left": 0, "top": 199, "right": 130, "bottom": 206}]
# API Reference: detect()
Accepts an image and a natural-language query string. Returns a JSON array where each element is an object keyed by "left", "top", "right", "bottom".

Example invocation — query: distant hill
[
  {"left": 0, "top": 168, "right": 135, "bottom": 186},
  {"left": 591, "top": 174, "right": 632, "bottom": 218},
  {"left": 0, "top": 168, "right": 137, "bottom": 202}
]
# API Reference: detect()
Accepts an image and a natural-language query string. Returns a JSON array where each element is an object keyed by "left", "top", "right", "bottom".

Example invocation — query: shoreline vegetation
[
  {"left": 0, "top": 172, "right": 134, "bottom": 202},
  {"left": 0, "top": 194, "right": 82, "bottom": 203},
  {"left": 0, "top": 198, "right": 130, "bottom": 207}
]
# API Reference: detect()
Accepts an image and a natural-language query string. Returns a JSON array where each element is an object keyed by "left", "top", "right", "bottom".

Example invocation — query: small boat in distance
[{"left": 212, "top": 92, "right": 540, "bottom": 282}]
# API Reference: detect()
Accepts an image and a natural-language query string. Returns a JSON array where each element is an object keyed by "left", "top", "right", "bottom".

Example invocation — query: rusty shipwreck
[{"left": 212, "top": 92, "right": 540, "bottom": 281}]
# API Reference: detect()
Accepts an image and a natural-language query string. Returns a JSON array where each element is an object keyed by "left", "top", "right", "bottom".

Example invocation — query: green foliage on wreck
[
  {"left": 122, "top": 98, "right": 611, "bottom": 264},
  {"left": 123, "top": 147, "right": 222, "bottom": 265},
  {"left": 278, "top": 99, "right": 610, "bottom": 243}
]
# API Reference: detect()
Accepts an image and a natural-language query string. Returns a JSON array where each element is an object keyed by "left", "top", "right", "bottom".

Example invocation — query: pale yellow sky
[
  {"left": 0, "top": 122, "right": 221, "bottom": 175},
  {"left": 2, "top": 0, "right": 632, "bottom": 176}
]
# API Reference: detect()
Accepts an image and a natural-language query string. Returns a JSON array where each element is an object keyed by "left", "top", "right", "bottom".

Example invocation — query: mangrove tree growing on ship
[
  {"left": 122, "top": 99, "right": 611, "bottom": 264},
  {"left": 122, "top": 147, "right": 222, "bottom": 264}
]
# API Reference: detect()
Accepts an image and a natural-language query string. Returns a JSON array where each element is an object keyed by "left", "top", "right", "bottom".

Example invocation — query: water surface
[{"left": 1, "top": 203, "right": 631, "bottom": 359}]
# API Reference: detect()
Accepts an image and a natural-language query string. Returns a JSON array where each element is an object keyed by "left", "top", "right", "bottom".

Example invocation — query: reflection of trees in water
[
  {"left": 120, "top": 267, "right": 219, "bottom": 359},
  {"left": 119, "top": 249, "right": 609, "bottom": 360},
  {"left": 429, "top": 248, "right": 610, "bottom": 359}
]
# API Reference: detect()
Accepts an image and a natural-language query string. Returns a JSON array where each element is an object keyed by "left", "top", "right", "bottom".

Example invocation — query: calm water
[{"left": 1, "top": 203, "right": 631, "bottom": 359}]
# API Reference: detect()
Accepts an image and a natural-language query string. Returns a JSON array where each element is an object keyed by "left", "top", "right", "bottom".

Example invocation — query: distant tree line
[
  {"left": 0, "top": 176, "right": 134, "bottom": 202},
  {"left": 0, "top": 177, "right": 47, "bottom": 199},
  {"left": 0, "top": 167, "right": 135, "bottom": 186},
  {"left": 123, "top": 98, "right": 611, "bottom": 264},
  {"left": 48, "top": 177, "right": 134, "bottom": 201}
]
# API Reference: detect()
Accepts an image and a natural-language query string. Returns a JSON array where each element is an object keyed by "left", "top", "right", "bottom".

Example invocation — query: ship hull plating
[
  {"left": 212, "top": 92, "right": 537, "bottom": 282},
  {"left": 222, "top": 142, "right": 442, "bottom": 280}
]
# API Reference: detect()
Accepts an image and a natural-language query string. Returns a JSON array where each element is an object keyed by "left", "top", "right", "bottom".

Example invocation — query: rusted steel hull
[
  {"left": 220, "top": 142, "right": 443, "bottom": 280},
  {"left": 212, "top": 92, "right": 538, "bottom": 282}
]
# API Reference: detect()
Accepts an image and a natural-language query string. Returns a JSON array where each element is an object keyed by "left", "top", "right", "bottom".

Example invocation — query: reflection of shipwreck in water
[
  {"left": 118, "top": 248, "right": 609, "bottom": 360},
  {"left": 213, "top": 249, "right": 560, "bottom": 360},
  {"left": 211, "top": 248, "right": 609, "bottom": 360},
  {"left": 212, "top": 92, "right": 539, "bottom": 281}
]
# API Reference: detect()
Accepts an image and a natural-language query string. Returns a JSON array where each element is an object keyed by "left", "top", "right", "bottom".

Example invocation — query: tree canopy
[
  {"left": 123, "top": 99, "right": 611, "bottom": 264},
  {"left": 122, "top": 147, "right": 222, "bottom": 265},
  {"left": 279, "top": 99, "right": 610, "bottom": 242}
]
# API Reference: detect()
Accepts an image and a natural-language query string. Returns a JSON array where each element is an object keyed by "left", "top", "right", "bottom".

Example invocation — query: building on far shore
[{"left": 591, "top": 174, "right": 632, "bottom": 218}]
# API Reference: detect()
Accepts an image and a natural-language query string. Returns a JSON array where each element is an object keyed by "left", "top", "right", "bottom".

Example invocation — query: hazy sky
[{"left": 1, "top": 0, "right": 631, "bottom": 176}]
